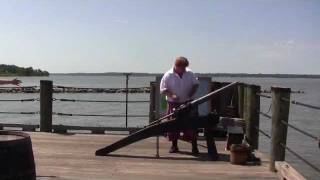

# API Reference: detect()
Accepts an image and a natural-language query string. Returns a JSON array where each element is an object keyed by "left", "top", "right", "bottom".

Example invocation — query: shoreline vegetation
[
  {"left": 0, "top": 64, "right": 318, "bottom": 79},
  {"left": 0, "top": 64, "right": 49, "bottom": 76},
  {"left": 53, "top": 72, "right": 320, "bottom": 79}
]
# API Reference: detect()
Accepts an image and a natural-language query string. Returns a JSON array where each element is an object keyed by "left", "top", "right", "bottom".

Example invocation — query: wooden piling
[
  {"left": 270, "top": 86, "right": 291, "bottom": 172},
  {"left": 243, "top": 84, "right": 261, "bottom": 150},
  {"left": 40, "top": 80, "right": 53, "bottom": 132}
]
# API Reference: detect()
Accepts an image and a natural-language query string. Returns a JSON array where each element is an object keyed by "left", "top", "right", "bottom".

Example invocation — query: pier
[
  {"left": 0, "top": 77, "right": 319, "bottom": 179},
  {"left": 32, "top": 132, "right": 277, "bottom": 180}
]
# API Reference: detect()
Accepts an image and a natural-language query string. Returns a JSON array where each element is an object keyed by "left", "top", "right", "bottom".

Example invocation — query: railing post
[
  {"left": 237, "top": 83, "right": 244, "bottom": 118},
  {"left": 40, "top": 80, "right": 53, "bottom": 132},
  {"left": 149, "top": 81, "right": 159, "bottom": 158},
  {"left": 149, "top": 82, "right": 156, "bottom": 123},
  {"left": 124, "top": 73, "right": 130, "bottom": 128},
  {"left": 270, "top": 87, "right": 291, "bottom": 172},
  {"left": 243, "top": 84, "right": 261, "bottom": 150}
]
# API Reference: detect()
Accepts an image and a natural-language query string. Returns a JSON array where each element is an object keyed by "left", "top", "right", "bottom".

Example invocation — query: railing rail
[{"left": 257, "top": 87, "right": 320, "bottom": 176}]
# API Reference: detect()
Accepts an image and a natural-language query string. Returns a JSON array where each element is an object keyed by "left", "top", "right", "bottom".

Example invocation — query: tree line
[{"left": 0, "top": 64, "right": 49, "bottom": 76}]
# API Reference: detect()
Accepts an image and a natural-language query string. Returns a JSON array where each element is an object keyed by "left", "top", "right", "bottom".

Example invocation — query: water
[{"left": 0, "top": 75, "right": 319, "bottom": 179}]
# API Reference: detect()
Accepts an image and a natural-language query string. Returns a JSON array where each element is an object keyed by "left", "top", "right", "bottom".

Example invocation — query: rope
[
  {"left": 259, "top": 111, "right": 272, "bottom": 119},
  {"left": 0, "top": 98, "right": 38, "bottom": 102},
  {"left": 255, "top": 126, "right": 271, "bottom": 139},
  {"left": 257, "top": 93, "right": 272, "bottom": 99},
  {"left": 54, "top": 85, "right": 150, "bottom": 90},
  {"left": 54, "top": 98, "right": 149, "bottom": 103},
  {"left": 281, "top": 120, "right": 319, "bottom": 143},
  {"left": 280, "top": 143, "right": 320, "bottom": 174},
  {"left": 281, "top": 98, "right": 320, "bottom": 111},
  {"left": 0, "top": 111, "right": 39, "bottom": 115},
  {"left": 53, "top": 112, "right": 148, "bottom": 118}
]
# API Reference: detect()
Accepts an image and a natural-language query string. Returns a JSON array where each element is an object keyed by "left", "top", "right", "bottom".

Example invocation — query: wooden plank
[
  {"left": 275, "top": 161, "right": 306, "bottom": 180},
  {"left": 0, "top": 123, "right": 39, "bottom": 131},
  {"left": 52, "top": 125, "right": 141, "bottom": 134},
  {"left": 28, "top": 132, "right": 279, "bottom": 180},
  {"left": 0, "top": 123, "right": 141, "bottom": 134}
]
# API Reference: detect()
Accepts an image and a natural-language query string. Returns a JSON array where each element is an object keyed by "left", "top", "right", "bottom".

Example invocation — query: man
[
  {"left": 160, "top": 56, "right": 200, "bottom": 154},
  {"left": 0, "top": 78, "right": 21, "bottom": 85}
]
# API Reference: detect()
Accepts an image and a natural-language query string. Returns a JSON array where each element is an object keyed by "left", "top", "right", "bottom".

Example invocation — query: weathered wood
[
  {"left": 0, "top": 124, "right": 141, "bottom": 134},
  {"left": 270, "top": 87, "right": 291, "bottom": 172},
  {"left": 237, "top": 83, "right": 245, "bottom": 118},
  {"left": 0, "top": 123, "right": 39, "bottom": 131},
  {"left": 52, "top": 125, "right": 141, "bottom": 134},
  {"left": 243, "top": 84, "right": 261, "bottom": 150},
  {"left": 149, "top": 82, "right": 156, "bottom": 123},
  {"left": 40, "top": 80, "right": 53, "bottom": 132},
  {"left": 96, "top": 113, "right": 219, "bottom": 156},
  {"left": 29, "top": 132, "right": 279, "bottom": 180},
  {"left": 275, "top": 161, "right": 306, "bottom": 180},
  {"left": 0, "top": 131, "right": 36, "bottom": 180}
]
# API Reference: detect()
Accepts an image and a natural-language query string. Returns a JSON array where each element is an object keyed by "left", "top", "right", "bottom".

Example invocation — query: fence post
[
  {"left": 149, "top": 82, "right": 156, "bottom": 123},
  {"left": 270, "top": 87, "right": 291, "bottom": 172},
  {"left": 237, "top": 83, "right": 244, "bottom": 118},
  {"left": 40, "top": 80, "right": 53, "bottom": 132},
  {"left": 124, "top": 73, "right": 130, "bottom": 128},
  {"left": 243, "top": 84, "right": 261, "bottom": 150}
]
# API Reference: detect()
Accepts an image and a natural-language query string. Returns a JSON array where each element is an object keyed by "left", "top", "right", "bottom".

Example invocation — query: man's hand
[
  {"left": 11, "top": 78, "right": 21, "bottom": 86},
  {"left": 164, "top": 89, "right": 179, "bottom": 101}
]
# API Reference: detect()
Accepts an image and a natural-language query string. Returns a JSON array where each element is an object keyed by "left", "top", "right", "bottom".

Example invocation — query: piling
[
  {"left": 40, "top": 80, "right": 53, "bottom": 132},
  {"left": 243, "top": 84, "right": 261, "bottom": 150},
  {"left": 270, "top": 86, "right": 291, "bottom": 172}
]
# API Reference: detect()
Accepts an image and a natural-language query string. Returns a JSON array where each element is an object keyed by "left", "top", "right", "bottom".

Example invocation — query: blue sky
[{"left": 0, "top": 0, "right": 319, "bottom": 74}]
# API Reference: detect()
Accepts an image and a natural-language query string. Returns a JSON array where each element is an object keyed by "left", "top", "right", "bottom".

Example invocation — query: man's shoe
[{"left": 169, "top": 146, "right": 179, "bottom": 153}]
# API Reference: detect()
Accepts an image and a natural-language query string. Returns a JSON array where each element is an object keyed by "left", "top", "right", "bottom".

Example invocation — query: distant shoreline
[{"left": 51, "top": 72, "right": 320, "bottom": 79}]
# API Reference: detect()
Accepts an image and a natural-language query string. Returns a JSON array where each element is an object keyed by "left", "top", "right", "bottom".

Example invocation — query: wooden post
[
  {"left": 243, "top": 84, "right": 261, "bottom": 150},
  {"left": 149, "top": 81, "right": 159, "bottom": 158},
  {"left": 237, "top": 83, "right": 244, "bottom": 118},
  {"left": 124, "top": 73, "right": 130, "bottom": 128},
  {"left": 270, "top": 86, "right": 291, "bottom": 172},
  {"left": 40, "top": 80, "right": 53, "bottom": 132},
  {"left": 149, "top": 82, "right": 156, "bottom": 124}
]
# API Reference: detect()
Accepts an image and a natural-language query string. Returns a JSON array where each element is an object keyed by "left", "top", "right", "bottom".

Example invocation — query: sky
[{"left": 0, "top": 0, "right": 319, "bottom": 74}]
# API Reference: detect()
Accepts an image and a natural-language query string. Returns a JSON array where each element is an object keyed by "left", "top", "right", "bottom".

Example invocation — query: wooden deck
[{"left": 29, "top": 132, "right": 279, "bottom": 180}]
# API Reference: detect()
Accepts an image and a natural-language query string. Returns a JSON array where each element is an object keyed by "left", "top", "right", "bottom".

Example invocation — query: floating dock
[{"left": 31, "top": 132, "right": 278, "bottom": 180}]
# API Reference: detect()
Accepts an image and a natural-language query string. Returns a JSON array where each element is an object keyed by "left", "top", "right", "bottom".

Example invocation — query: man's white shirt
[{"left": 160, "top": 68, "right": 199, "bottom": 103}]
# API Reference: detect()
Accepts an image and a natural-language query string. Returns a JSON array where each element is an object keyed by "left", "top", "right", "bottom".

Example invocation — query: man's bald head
[{"left": 175, "top": 56, "right": 189, "bottom": 68}]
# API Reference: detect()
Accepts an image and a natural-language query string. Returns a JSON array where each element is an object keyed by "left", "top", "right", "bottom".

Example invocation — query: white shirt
[{"left": 160, "top": 68, "right": 199, "bottom": 103}]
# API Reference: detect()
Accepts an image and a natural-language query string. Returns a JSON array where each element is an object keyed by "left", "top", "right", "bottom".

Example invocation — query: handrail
[
  {"left": 281, "top": 97, "right": 320, "bottom": 111},
  {"left": 54, "top": 98, "right": 149, "bottom": 103},
  {"left": 280, "top": 143, "right": 320, "bottom": 174},
  {"left": 281, "top": 120, "right": 319, "bottom": 143},
  {"left": 53, "top": 112, "right": 148, "bottom": 118}
]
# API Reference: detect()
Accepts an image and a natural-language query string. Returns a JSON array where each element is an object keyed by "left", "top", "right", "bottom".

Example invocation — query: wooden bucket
[
  {"left": 230, "top": 144, "right": 250, "bottom": 165},
  {"left": 0, "top": 131, "right": 36, "bottom": 180}
]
